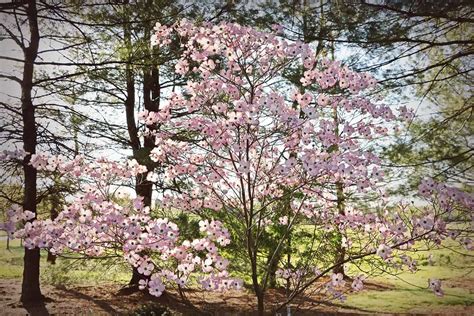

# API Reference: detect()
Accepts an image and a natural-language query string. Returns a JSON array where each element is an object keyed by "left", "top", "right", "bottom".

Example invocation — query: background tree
[
  {"left": 0, "top": 0, "right": 43, "bottom": 304},
  {"left": 0, "top": 0, "right": 102, "bottom": 303}
]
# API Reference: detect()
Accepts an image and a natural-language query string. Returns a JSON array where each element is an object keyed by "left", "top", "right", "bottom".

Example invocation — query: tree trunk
[
  {"left": 128, "top": 266, "right": 142, "bottom": 287},
  {"left": 20, "top": 0, "right": 42, "bottom": 305},
  {"left": 332, "top": 106, "right": 346, "bottom": 276},
  {"left": 127, "top": 179, "right": 153, "bottom": 288},
  {"left": 121, "top": 6, "right": 146, "bottom": 289},
  {"left": 333, "top": 180, "right": 346, "bottom": 275},
  {"left": 124, "top": 2, "right": 161, "bottom": 289},
  {"left": 47, "top": 192, "right": 59, "bottom": 264},
  {"left": 248, "top": 228, "right": 265, "bottom": 315},
  {"left": 257, "top": 291, "right": 264, "bottom": 316},
  {"left": 267, "top": 249, "right": 281, "bottom": 288},
  {"left": 46, "top": 250, "right": 56, "bottom": 264},
  {"left": 126, "top": 30, "right": 158, "bottom": 289}
]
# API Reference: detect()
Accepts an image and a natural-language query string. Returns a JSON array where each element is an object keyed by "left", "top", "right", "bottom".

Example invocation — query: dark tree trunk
[
  {"left": 128, "top": 267, "right": 142, "bottom": 287},
  {"left": 332, "top": 107, "right": 346, "bottom": 277},
  {"left": 248, "top": 229, "right": 265, "bottom": 316},
  {"left": 122, "top": 14, "right": 158, "bottom": 288},
  {"left": 47, "top": 192, "right": 59, "bottom": 264},
  {"left": 127, "top": 49, "right": 159, "bottom": 289},
  {"left": 122, "top": 11, "right": 144, "bottom": 289},
  {"left": 137, "top": 22, "right": 160, "bottom": 206},
  {"left": 136, "top": 61, "right": 158, "bottom": 207},
  {"left": 20, "top": 0, "right": 42, "bottom": 305},
  {"left": 46, "top": 250, "right": 56, "bottom": 264},
  {"left": 333, "top": 183, "right": 346, "bottom": 275},
  {"left": 124, "top": 22, "right": 140, "bottom": 153},
  {"left": 267, "top": 249, "right": 280, "bottom": 288},
  {"left": 256, "top": 290, "right": 264, "bottom": 316}
]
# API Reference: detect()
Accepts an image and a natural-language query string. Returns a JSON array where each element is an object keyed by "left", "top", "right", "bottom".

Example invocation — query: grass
[
  {"left": 0, "top": 238, "right": 25, "bottom": 278},
  {"left": 343, "top": 245, "right": 474, "bottom": 313},
  {"left": 0, "top": 238, "right": 130, "bottom": 285},
  {"left": 346, "top": 288, "right": 473, "bottom": 313}
]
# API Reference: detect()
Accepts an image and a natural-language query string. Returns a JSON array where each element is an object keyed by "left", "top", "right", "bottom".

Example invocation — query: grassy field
[
  {"left": 1, "top": 236, "right": 473, "bottom": 314},
  {"left": 343, "top": 245, "right": 474, "bottom": 313},
  {"left": 0, "top": 238, "right": 130, "bottom": 285},
  {"left": 0, "top": 238, "right": 24, "bottom": 279}
]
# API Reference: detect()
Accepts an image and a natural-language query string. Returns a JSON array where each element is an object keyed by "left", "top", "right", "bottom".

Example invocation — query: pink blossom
[{"left": 376, "top": 244, "right": 392, "bottom": 260}]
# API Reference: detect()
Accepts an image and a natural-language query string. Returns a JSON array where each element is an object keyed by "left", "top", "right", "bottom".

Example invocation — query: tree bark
[
  {"left": 333, "top": 181, "right": 346, "bottom": 276},
  {"left": 122, "top": 10, "right": 144, "bottom": 289},
  {"left": 332, "top": 105, "right": 346, "bottom": 276},
  {"left": 248, "top": 228, "right": 265, "bottom": 315},
  {"left": 137, "top": 21, "right": 160, "bottom": 208},
  {"left": 127, "top": 45, "right": 159, "bottom": 289},
  {"left": 266, "top": 249, "right": 281, "bottom": 288},
  {"left": 256, "top": 290, "right": 264, "bottom": 316},
  {"left": 122, "top": 13, "right": 157, "bottom": 287},
  {"left": 46, "top": 191, "right": 59, "bottom": 264},
  {"left": 20, "top": 0, "right": 42, "bottom": 305}
]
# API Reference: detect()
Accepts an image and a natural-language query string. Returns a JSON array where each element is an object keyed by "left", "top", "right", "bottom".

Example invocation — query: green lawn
[
  {"left": 343, "top": 245, "right": 474, "bottom": 313},
  {"left": 0, "top": 238, "right": 24, "bottom": 278},
  {"left": 0, "top": 238, "right": 130, "bottom": 285}
]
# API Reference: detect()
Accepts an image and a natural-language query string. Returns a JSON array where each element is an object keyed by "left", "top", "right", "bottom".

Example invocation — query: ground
[
  {"left": 1, "top": 238, "right": 474, "bottom": 315},
  {"left": 1, "top": 278, "right": 473, "bottom": 315}
]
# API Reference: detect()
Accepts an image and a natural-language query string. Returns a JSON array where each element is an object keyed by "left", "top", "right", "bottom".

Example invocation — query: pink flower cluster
[
  {"left": 141, "top": 20, "right": 408, "bottom": 212},
  {"left": 2, "top": 155, "right": 240, "bottom": 296},
  {"left": 429, "top": 279, "right": 443, "bottom": 297},
  {"left": 0, "top": 204, "right": 35, "bottom": 238},
  {"left": 418, "top": 178, "right": 474, "bottom": 211},
  {"left": 0, "top": 149, "right": 28, "bottom": 161}
]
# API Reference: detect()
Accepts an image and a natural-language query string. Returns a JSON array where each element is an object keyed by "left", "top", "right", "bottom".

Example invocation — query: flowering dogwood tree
[
  {"left": 1, "top": 153, "right": 241, "bottom": 297},
  {"left": 140, "top": 20, "right": 473, "bottom": 314},
  {"left": 1, "top": 20, "right": 472, "bottom": 315}
]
